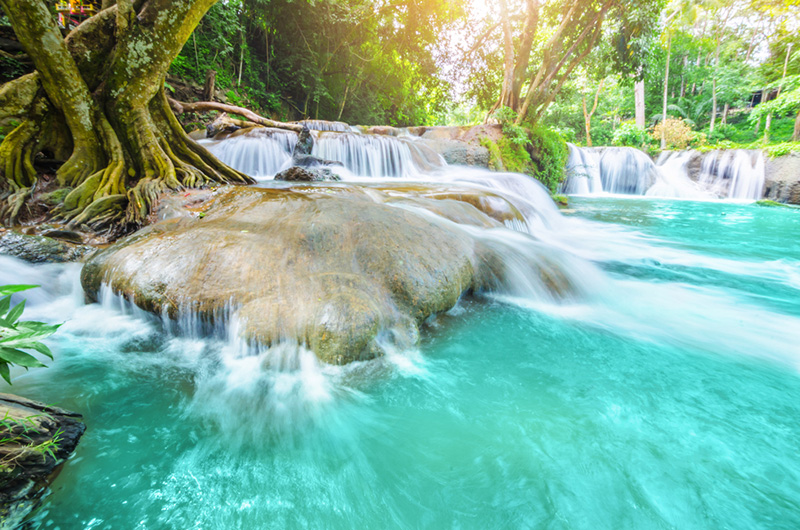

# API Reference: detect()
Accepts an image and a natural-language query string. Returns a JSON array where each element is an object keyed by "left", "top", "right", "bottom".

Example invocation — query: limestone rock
[
  {"left": 764, "top": 152, "right": 800, "bottom": 204},
  {"left": 81, "top": 185, "right": 574, "bottom": 364}
]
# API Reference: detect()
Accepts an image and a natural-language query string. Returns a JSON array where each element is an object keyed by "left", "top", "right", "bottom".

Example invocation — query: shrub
[
  {"left": 612, "top": 122, "right": 651, "bottom": 148},
  {"left": 651, "top": 118, "right": 695, "bottom": 150}
]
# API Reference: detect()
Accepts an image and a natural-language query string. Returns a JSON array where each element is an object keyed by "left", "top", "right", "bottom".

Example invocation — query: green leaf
[
  {"left": 26, "top": 341, "right": 53, "bottom": 360},
  {"left": 0, "top": 329, "right": 58, "bottom": 346},
  {"left": 15, "top": 321, "right": 61, "bottom": 333},
  {"left": 0, "top": 362, "right": 10, "bottom": 385},
  {"left": 0, "top": 285, "right": 38, "bottom": 296},
  {"left": 0, "top": 346, "right": 46, "bottom": 368},
  {"left": 6, "top": 299, "right": 25, "bottom": 324},
  {"left": 0, "top": 295, "right": 10, "bottom": 317}
]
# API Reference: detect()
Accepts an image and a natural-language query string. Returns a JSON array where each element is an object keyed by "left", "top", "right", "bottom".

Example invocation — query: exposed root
[
  {"left": 0, "top": 119, "right": 40, "bottom": 190},
  {"left": 67, "top": 193, "right": 126, "bottom": 229},
  {"left": 0, "top": 187, "right": 32, "bottom": 225}
]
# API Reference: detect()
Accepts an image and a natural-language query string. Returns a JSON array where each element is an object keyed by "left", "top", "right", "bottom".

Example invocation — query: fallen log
[{"left": 168, "top": 98, "right": 304, "bottom": 133}]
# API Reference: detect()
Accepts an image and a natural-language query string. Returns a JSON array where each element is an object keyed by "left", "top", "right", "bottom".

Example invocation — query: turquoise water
[{"left": 5, "top": 197, "right": 800, "bottom": 529}]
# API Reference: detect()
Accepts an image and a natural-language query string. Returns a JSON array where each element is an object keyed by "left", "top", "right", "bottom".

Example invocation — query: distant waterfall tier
[
  {"left": 656, "top": 150, "right": 766, "bottom": 200},
  {"left": 204, "top": 127, "right": 445, "bottom": 179},
  {"left": 293, "top": 120, "right": 354, "bottom": 132},
  {"left": 563, "top": 145, "right": 766, "bottom": 200},
  {"left": 563, "top": 146, "right": 658, "bottom": 195}
]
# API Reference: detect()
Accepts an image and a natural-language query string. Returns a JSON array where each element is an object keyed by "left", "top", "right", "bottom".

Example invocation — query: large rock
[
  {"left": 81, "top": 185, "right": 573, "bottom": 364},
  {"left": 764, "top": 152, "right": 800, "bottom": 204},
  {"left": 0, "top": 394, "right": 85, "bottom": 529}
]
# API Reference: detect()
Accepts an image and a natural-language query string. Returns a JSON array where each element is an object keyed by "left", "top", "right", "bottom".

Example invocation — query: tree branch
[{"left": 169, "top": 98, "right": 304, "bottom": 133}]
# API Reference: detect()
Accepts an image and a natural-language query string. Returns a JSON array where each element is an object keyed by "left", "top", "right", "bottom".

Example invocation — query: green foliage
[
  {"left": 480, "top": 137, "right": 505, "bottom": 171},
  {"left": 483, "top": 111, "right": 568, "bottom": 192},
  {"left": 527, "top": 126, "right": 569, "bottom": 193},
  {"left": 755, "top": 199, "right": 800, "bottom": 209},
  {"left": 612, "top": 121, "right": 651, "bottom": 148},
  {"left": 763, "top": 142, "right": 800, "bottom": 158},
  {"left": 170, "top": 0, "right": 458, "bottom": 125},
  {"left": 493, "top": 107, "right": 529, "bottom": 145},
  {"left": 0, "top": 285, "right": 59, "bottom": 385},
  {"left": 0, "top": 412, "right": 62, "bottom": 474},
  {"left": 496, "top": 136, "right": 533, "bottom": 174},
  {"left": 0, "top": 55, "right": 30, "bottom": 84}
]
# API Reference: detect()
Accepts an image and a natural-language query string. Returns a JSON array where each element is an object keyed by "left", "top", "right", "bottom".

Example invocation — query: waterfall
[
  {"left": 563, "top": 144, "right": 765, "bottom": 200},
  {"left": 696, "top": 150, "right": 765, "bottom": 200},
  {"left": 562, "top": 145, "right": 656, "bottom": 195},
  {"left": 312, "top": 133, "right": 423, "bottom": 178},
  {"left": 562, "top": 144, "right": 602, "bottom": 194},
  {"left": 202, "top": 128, "right": 296, "bottom": 178}
]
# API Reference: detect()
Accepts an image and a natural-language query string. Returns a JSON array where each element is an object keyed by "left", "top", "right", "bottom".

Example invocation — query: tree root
[{"left": 0, "top": 187, "right": 32, "bottom": 225}]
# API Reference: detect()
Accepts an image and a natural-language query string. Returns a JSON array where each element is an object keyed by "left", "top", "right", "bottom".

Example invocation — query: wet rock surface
[
  {"left": 0, "top": 229, "right": 94, "bottom": 263},
  {"left": 0, "top": 394, "right": 85, "bottom": 530},
  {"left": 274, "top": 166, "right": 341, "bottom": 182},
  {"left": 81, "top": 185, "right": 574, "bottom": 364},
  {"left": 764, "top": 152, "right": 800, "bottom": 204}
]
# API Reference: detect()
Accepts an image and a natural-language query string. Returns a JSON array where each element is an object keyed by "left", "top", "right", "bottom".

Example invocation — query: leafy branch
[{"left": 0, "top": 285, "right": 60, "bottom": 385}]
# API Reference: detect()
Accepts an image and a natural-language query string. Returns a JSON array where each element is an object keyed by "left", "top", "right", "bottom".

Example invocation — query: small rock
[
  {"left": 0, "top": 230, "right": 94, "bottom": 263},
  {"left": 275, "top": 166, "right": 341, "bottom": 182}
]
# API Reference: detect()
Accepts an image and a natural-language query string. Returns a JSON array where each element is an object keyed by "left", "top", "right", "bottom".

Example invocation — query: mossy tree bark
[{"left": 0, "top": 0, "right": 252, "bottom": 231}]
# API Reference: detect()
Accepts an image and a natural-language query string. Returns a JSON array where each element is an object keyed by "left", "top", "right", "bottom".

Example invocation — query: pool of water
[{"left": 5, "top": 197, "right": 800, "bottom": 529}]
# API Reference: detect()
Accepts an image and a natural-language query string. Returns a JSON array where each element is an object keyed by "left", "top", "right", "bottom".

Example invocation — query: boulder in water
[
  {"left": 275, "top": 166, "right": 341, "bottom": 182},
  {"left": 81, "top": 185, "right": 578, "bottom": 364}
]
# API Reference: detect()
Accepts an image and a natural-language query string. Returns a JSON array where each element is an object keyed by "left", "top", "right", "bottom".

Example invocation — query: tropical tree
[
  {"left": 0, "top": 0, "right": 252, "bottom": 231},
  {"left": 467, "top": 0, "right": 663, "bottom": 126}
]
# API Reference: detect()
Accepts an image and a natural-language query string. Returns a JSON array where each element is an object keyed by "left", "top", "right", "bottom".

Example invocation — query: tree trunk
[
  {"left": 582, "top": 79, "right": 604, "bottom": 147},
  {"left": 722, "top": 102, "right": 729, "bottom": 125},
  {"left": 764, "top": 43, "right": 792, "bottom": 141},
  {"left": 634, "top": 79, "right": 645, "bottom": 128},
  {"left": 710, "top": 76, "right": 717, "bottom": 133},
  {"left": 794, "top": 108, "right": 800, "bottom": 141},
  {"left": 203, "top": 69, "right": 217, "bottom": 101},
  {"left": 661, "top": 35, "right": 672, "bottom": 150},
  {"left": 0, "top": 0, "right": 252, "bottom": 231}
]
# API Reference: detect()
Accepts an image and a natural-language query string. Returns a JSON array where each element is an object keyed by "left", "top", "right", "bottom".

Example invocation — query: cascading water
[
  {"left": 201, "top": 127, "right": 297, "bottom": 178},
  {"left": 696, "top": 149, "right": 766, "bottom": 199},
  {"left": 564, "top": 144, "right": 766, "bottom": 200},
  {"left": 562, "top": 144, "right": 602, "bottom": 194},
  {"left": 7, "top": 120, "right": 800, "bottom": 527},
  {"left": 294, "top": 119, "right": 354, "bottom": 132},
  {"left": 312, "top": 132, "right": 423, "bottom": 178},
  {"left": 203, "top": 125, "right": 443, "bottom": 179}
]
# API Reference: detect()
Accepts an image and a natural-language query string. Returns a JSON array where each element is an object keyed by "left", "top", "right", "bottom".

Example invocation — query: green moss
[
  {"left": 551, "top": 194, "right": 569, "bottom": 208},
  {"left": 497, "top": 136, "right": 533, "bottom": 174},
  {"left": 479, "top": 124, "right": 569, "bottom": 194},
  {"left": 527, "top": 126, "right": 569, "bottom": 194},
  {"left": 38, "top": 188, "right": 71, "bottom": 207},
  {"left": 480, "top": 137, "right": 505, "bottom": 171},
  {"left": 755, "top": 199, "right": 800, "bottom": 209}
]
